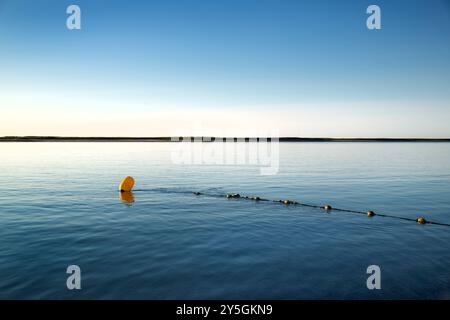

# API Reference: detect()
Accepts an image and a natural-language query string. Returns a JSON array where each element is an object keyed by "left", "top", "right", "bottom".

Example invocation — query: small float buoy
[
  {"left": 252, "top": 196, "right": 261, "bottom": 201},
  {"left": 226, "top": 193, "right": 240, "bottom": 198},
  {"left": 324, "top": 205, "right": 333, "bottom": 211},
  {"left": 416, "top": 217, "right": 427, "bottom": 225},
  {"left": 193, "top": 192, "right": 202, "bottom": 196},
  {"left": 119, "top": 176, "right": 135, "bottom": 192},
  {"left": 367, "top": 211, "right": 375, "bottom": 217},
  {"left": 282, "top": 200, "right": 293, "bottom": 205}
]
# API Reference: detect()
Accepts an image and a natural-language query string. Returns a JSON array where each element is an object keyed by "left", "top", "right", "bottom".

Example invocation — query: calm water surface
[{"left": 0, "top": 142, "right": 449, "bottom": 299}]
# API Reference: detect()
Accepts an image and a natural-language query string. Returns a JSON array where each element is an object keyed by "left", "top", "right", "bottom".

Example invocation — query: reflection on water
[
  {"left": 0, "top": 142, "right": 449, "bottom": 299},
  {"left": 119, "top": 191, "right": 135, "bottom": 204}
]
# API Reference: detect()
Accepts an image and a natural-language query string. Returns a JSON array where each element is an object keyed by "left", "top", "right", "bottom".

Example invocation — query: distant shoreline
[{"left": 1, "top": 136, "right": 450, "bottom": 142}]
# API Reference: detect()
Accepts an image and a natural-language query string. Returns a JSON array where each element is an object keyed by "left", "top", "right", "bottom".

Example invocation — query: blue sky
[{"left": 0, "top": 0, "right": 450, "bottom": 137}]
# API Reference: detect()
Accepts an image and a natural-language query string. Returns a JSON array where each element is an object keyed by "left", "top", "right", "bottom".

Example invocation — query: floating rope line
[
  {"left": 119, "top": 177, "right": 450, "bottom": 228},
  {"left": 188, "top": 191, "right": 450, "bottom": 228}
]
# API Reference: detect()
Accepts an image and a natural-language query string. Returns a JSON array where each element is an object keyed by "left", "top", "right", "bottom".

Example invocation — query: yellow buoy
[
  {"left": 119, "top": 176, "right": 135, "bottom": 192},
  {"left": 324, "top": 204, "right": 333, "bottom": 211},
  {"left": 367, "top": 211, "right": 375, "bottom": 217}
]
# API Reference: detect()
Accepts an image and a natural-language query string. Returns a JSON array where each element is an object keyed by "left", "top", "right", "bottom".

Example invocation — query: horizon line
[{"left": 1, "top": 136, "right": 450, "bottom": 142}]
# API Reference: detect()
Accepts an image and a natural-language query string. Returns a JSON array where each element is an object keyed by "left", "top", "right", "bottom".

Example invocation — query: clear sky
[{"left": 1, "top": 0, "right": 450, "bottom": 137}]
